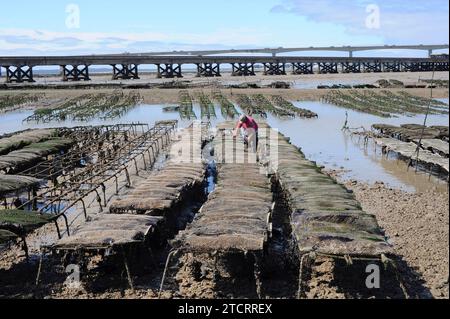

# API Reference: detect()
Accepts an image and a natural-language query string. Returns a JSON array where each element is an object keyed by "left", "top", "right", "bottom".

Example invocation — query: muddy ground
[
  {"left": 327, "top": 169, "right": 449, "bottom": 299},
  {"left": 0, "top": 71, "right": 448, "bottom": 109},
  {"left": 2, "top": 167, "right": 448, "bottom": 299}
]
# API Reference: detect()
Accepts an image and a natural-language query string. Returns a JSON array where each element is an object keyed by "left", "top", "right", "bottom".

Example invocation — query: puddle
[
  {"left": 266, "top": 100, "right": 449, "bottom": 193},
  {"left": 203, "top": 142, "right": 217, "bottom": 194},
  {"left": 1, "top": 99, "right": 448, "bottom": 193},
  {"left": 0, "top": 105, "right": 179, "bottom": 135}
]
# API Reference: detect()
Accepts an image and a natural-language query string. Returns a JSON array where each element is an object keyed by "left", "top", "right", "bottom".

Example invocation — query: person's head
[{"left": 239, "top": 114, "right": 248, "bottom": 123}]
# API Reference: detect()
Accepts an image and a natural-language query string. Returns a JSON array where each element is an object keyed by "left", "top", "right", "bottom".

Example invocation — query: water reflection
[
  {"left": 0, "top": 99, "right": 448, "bottom": 193},
  {"left": 267, "top": 100, "right": 448, "bottom": 193}
]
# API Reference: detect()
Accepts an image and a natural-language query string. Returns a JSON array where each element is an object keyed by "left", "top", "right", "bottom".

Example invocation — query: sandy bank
[{"left": 327, "top": 170, "right": 449, "bottom": 299}]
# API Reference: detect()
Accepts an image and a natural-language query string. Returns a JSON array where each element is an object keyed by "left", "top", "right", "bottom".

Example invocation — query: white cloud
[{"left": 271, "top": 0, "right": 449, "bottom": 44}]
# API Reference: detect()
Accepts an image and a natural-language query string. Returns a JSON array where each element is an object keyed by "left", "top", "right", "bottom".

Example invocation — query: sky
[{"left": 0, "top": 0, "right": 448, "bottom": 56}]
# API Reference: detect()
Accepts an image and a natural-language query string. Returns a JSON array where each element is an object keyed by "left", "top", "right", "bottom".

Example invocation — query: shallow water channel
[{"left": 1, "top": 98, "right": 448, "bottom": 193}]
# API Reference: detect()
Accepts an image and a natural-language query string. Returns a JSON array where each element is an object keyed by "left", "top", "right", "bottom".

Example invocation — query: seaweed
[
  {"left": 252, "top": 94, "right": 294, "bottom": 118},
  {"left": 0, "top": 209, "right": 53, "bottom": 235},
  {"left": 178, "top": 90, "right": 197, "bottom": 120},
  {"left": 0, "top": 93, "right": 45, "bottom": 112},
  {"left": 235, "top": 94, "right": 267, "bottom": 118},
  {"left": 196, "top": 92, "right": 217, "bottom": 119},
  {"left": 212, "top": 91, "right": 240, "bottom": 119},
  {"left": 24, "top": 91, "right": 142, "bottom": 123},
  {"left": 271, "top": 95, "right": 318, "bottom": 118},
  {"left": 322, "top": 90, "right": 449, "bottom": 117}
]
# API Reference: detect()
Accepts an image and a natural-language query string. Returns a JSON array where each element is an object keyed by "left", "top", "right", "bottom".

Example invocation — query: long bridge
[
  {"left": 131, "top": 44, "right": 449, "bottom": 57},
  {"left": 0, "top": 44, "right": 448, "bottom": 83}
]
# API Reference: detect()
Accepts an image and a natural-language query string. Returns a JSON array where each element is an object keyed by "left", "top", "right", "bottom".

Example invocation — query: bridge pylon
[
  {"left": 362, "top": 62, "right": 382, "bottom": 73},
  {"left": 196, "top": 63, "right": 221, "bottom": 77},
  {"left": 292, "top": 62, "right": 314, "bottom": 74},
  {"left": 61, "top": 65, "right": 90, "bottom": 81},
  {"left": 318, "top": 62, "right": 338, "bottom": 74},
  {"left": 342, "top": 62, "right": 361, "bottom": 73},
  {"left": 382, "top": 62, "right": 401, "bottom": 72},
  {"left": 4, "top": 65, "right": 35, "bottom": 83},
  {"left": 112, "top": 64, "right": 139, "bottom": 80},
  {"left": 231, "top": 63, "right": 256, "bottom": 76},
  {"left": 263, "top": 62, "right": 286, "bottom": 75},
  {"left": 156, "top": 64, "right": 183, "bottom": 78}
]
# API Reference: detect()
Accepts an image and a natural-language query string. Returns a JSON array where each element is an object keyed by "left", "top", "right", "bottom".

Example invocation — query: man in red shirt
[{"left": 233, "top": 114, "right": 259, "bottom": 152}]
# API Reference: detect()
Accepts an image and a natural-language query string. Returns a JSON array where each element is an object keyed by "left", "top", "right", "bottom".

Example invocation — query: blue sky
[{"left": 0, "top": 0, "right": 448, "bottom": 56}]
